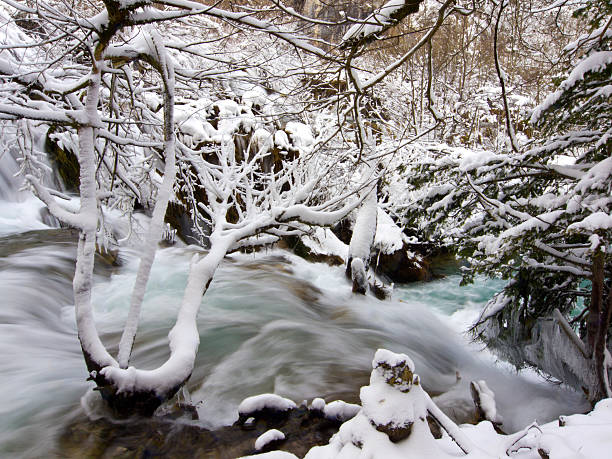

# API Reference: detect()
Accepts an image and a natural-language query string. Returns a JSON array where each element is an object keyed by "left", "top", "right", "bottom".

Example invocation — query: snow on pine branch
[{"left": 531, "top": 50, "right": 612, "bottom": 124}]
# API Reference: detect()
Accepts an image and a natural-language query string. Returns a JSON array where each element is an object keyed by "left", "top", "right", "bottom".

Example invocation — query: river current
[{"left": 0, "top": 182, "right": 589, "bottom": 457}]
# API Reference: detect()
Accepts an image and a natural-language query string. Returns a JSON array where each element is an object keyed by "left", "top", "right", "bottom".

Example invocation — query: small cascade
[
  {"left": 0, "top": 125, "right": 59, "bottom": 235},
  {"left": 0, "top": 138, "right": 25, "bottom": 202}
]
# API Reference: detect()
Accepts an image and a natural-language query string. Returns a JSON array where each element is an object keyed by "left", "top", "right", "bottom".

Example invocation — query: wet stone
[
  {"left": 374, "top": 420, "right": 414, "bottom": 443},
  {"left": 59, "top": 406, "right": 342, "bottom": 458}
]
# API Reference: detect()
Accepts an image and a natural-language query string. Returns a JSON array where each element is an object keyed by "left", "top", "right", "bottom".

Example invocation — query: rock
[
  {"left": 333, "top": 217, "right": 437, "bottom": 284},
  {"left": 375, "top": 420, "right": 413, "bottom": 443},
  {"left": 331, "top": 219, "right": 352, "bottom": 245},
  {"left": 95, "top": 244, "right": 121, "bottom": 268},
  {"left": 371, "top": 243, "right": 433, "bottom": 283},
  {"left": 278, "top": 236, "right": 344, "bottom": 266},
  {"left": 59, "top": 404, "right": 343, "bottom": 458},
  {"left": 164, "top": 201, "right": 204, "bottom": 246},
  {"left": 372, "top": 350, "right": 415, "bottom": 393},
  {"left": 360, "top": 350, "right": 419, "bottom": 443},
  {"left": 46, "top": 126, "right": 80, "bottom": 192},
  {"left": 369, "top": 280, "right": 392, "bottom": 300}
]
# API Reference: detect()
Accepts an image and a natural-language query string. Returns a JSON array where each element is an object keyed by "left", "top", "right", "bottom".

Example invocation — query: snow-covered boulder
[
  {"left": 300, "top": 227, "right": 349, "bottom": 264},
  {"left": 280, "top": 229, "right": 346, "bottom": 266},
  {"left": 237, "top": 393, "right": 297, "bottom": 424},
  {"left": 323, "top": 401, "right": 362, "bottom": 423},
  {"left": 333, "top": 208, "right": 434, "bottom": 284},
  {"left": 255, "top": 429, "right": 286, "bottom": 452},
  {"left": 308, "top": 398, "right": 361, "bottom": 423},
  {"left": 361, "top": 350, "right": 418, "bottom": 442},
  {"left": 305, "top": 349, "right": 444, "bottom": 458}
]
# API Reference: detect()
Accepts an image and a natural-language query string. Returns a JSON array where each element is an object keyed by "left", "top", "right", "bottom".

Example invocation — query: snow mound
[
  {"left": 323, "top": 400, "right": 361, "bottom": 422},
  {"left": 285, "top": 121, "right": 314, "bottom": 152},
  {"left": 301, "top": 227, "right": 348, "bottom": 261},
  {"left": 255, "top": 429, "right": 286, "bottom": 451},
  {"left": 239, "top": 451, "right": 298, "bottom": 459},
  {"left": 372, "top": 349, "right": 414, "bottom": 371},
  {"left": 470, "top": 380, "right": 502, "bottom": 425},
  {"left": 238, "top": 393, "right": 297, "bottom": 416},
  {"left": 310, "top": 397, "right": 326, "bottom": 412}
]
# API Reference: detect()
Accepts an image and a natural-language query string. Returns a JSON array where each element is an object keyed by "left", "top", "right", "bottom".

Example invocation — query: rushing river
[{"left": 0, "top": 192, "right": 589, "bottom": 457}]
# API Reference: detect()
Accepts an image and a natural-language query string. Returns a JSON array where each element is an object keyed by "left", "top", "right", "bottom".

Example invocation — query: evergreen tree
[{"left": 404, "top": 0, "right": 612, "bottom": 401}]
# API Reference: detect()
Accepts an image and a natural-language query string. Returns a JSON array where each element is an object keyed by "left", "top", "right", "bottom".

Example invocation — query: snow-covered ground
[{"left": 249, "top": 350, "right": 612, "bottom": 459}]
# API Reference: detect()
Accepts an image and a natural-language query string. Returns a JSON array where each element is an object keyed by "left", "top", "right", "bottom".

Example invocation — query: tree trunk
[
  {"left": 346, "top": 184, "right": 377, "bottom": 294},
  {"left": 586, "top": 247, "right": 611, "bottom": 401}
]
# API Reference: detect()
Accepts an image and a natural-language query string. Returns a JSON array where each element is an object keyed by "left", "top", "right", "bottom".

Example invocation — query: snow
[
  {"left": 285, "top": 122, "right": 314, "bottom": 153},
  {"left": 310, "top": 397, "right": 326, "bottom": 412},
  {"left": 532, "top": 51, "right": 612, "bottom": 122},
  {"left": 300, "top": 349, "right": 612, "bottom": 458},
  {"left": 241, "top": 86, "right": 269, "bottom": 109},
  {"left": 342, "top": 0, "right": 412, "bottom": 43},
  {"left": 276, "top": 199, "right": 362, "bottom": 227},
  {"left": 373, "top": 348, "right": 414, "bottom": 371},
  {"left": 255, "top": 429, "right": 286, "bottom": 451},
  {"left": 575, "top": 156, "right": 612, "bottom": 195},
  {"left": 238, "top": 393, "right": 297, "bottom": 416},
  {"left": 471, "top": 380, "right": 501, "bottom": 424},
  {"left": 323, "top": 401, "right": 361, "bottom": 422},
  {"left": 300, "top": 227, "right": 349, "bottom": 261},
  {"left": 5, "top": 2, "right": 611, "bottom": 455},
  {"left": 250, "top": 128, "right": 275, "bottom": 155},
  {"left": 374, "top": 208, "right": 404, "bottom": 255},
  {"left": 568, "top": 212, "right": 612, "bottom": 233},
  {"left": 117, "top": 28, "right": 178, "bottom": 368},
  {"left": 458, "top": 150, "right": 503, "bottom": 172},
  {"left": 361, "top": 377, "right": 416, "bottom": 429},
  {"left": 274, "top": 130, "right": 291, "bottom": 150},
  {"left": 481, "top": 210, "right": 564, "bottom": 255},
  {"left": 305, "top": 349, "right": 465, "bottom": 459},
  {"left": 239, "top": 452, "right": 298, "bottom": 459},
  {"left": 476, "top": 291, "right": 511, "bottom": 323},
  {"left": 348, "top": 185, "right": 378, "bottom": 262}
]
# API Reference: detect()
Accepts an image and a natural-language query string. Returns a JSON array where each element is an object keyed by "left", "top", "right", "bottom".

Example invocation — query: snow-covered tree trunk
[
  {"left": 346, "top": 182, "right": 378, "bottom": 294},
  {"left": 117, "top": 29, "right": 177, "bottom": 369},
  {"left": 75, "top": 62, "right": 119, "bottom": 374}
]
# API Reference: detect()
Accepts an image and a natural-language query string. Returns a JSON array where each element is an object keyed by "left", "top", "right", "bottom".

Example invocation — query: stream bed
[{"left": 0, "top": 207, "right": 589, "bottom": 457}]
